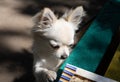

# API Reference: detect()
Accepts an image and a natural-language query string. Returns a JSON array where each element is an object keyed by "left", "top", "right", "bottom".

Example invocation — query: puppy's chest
[
  {"left": 34, "top": 49, "right": 61, "bottom": 70},
  {"left": 35, "top": 56, "right": 60, "bottom": 70}
]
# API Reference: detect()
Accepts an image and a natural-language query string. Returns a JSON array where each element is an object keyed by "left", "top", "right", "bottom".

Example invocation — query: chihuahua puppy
[{"left": 32, "top": 6, "right": 85, "bottom": 82}]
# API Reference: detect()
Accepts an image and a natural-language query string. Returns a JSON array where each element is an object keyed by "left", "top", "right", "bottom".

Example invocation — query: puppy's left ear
[
  {"left": 32, "top": 8, "right": 57, "bottom": 32},
  {"left": 65, "top": 6, "right": 85, "bottom": 30}
]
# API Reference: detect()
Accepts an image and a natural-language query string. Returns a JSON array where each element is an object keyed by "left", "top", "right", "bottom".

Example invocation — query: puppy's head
[{"left": 32, "top": 6, "right": 85, "bottom": 60}]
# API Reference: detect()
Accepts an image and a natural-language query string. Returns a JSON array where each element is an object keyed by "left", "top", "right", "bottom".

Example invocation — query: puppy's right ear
[
  {"left": 63, "top": 6, "right": 85, "bottom": 30},
  {"left": 33, "top": 8, "right": 57, "bottom": 32}
]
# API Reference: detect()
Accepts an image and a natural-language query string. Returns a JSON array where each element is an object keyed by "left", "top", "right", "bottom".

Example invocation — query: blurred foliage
[{"left": 105, "top": 43, "right": 120, "bottom": 81}]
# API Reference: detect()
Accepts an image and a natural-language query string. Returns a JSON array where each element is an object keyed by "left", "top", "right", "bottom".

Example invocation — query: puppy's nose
[{"left": 61, "top": 54, "right": 68, "bottom": 59}]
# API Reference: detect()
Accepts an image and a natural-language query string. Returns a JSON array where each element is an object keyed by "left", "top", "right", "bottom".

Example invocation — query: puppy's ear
[
  {"left": 33, "top": 8, "right": 57, "bottom": 32},
  {"left": 64, "top": 6, "right": 85, "bottom": 30}
]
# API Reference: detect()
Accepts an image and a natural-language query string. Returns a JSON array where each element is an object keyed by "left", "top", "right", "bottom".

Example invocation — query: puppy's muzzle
[{"left": 60, "top": 54, "right": 68, "bottom": 59}]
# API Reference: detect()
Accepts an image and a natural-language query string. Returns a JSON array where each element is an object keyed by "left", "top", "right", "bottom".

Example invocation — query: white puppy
[{"left": 32, "top": 6, "right": 85, "bottom": 82}]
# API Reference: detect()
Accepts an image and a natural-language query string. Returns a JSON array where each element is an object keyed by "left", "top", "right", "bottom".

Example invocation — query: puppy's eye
[
  {"left": 49, "top": 40, "right": 60, "bottom": 49},
  {"left": 50, "top": 44, "right": 60, "bottom": 49},
  {"left": 69, "top": 44, "right": 75, "bottom": 48}
]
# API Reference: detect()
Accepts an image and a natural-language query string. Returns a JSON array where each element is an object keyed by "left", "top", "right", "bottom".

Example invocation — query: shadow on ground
[{"left": 0, "top": 49, "right": 35, "bottom": 82}]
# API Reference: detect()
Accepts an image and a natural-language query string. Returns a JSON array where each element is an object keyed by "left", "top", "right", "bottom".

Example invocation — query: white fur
[{"left": 32, "top": 6, "right": 85, "bottom": 82}]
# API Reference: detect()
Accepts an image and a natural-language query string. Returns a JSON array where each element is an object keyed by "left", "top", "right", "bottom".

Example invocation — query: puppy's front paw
[
  {"left": 34, "top": 67, "right": 57, "bottom": 82},
  {"left": 47, "top": 70, "right": 57, "bottom": 81}
]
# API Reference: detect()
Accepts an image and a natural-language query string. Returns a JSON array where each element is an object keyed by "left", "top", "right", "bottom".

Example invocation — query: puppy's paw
[
  {"left": 34, "top": 67, "right": 57, "bottom": 82},
  {"left": 47, "top": 70, "right": 57, "bottom": 81}
]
